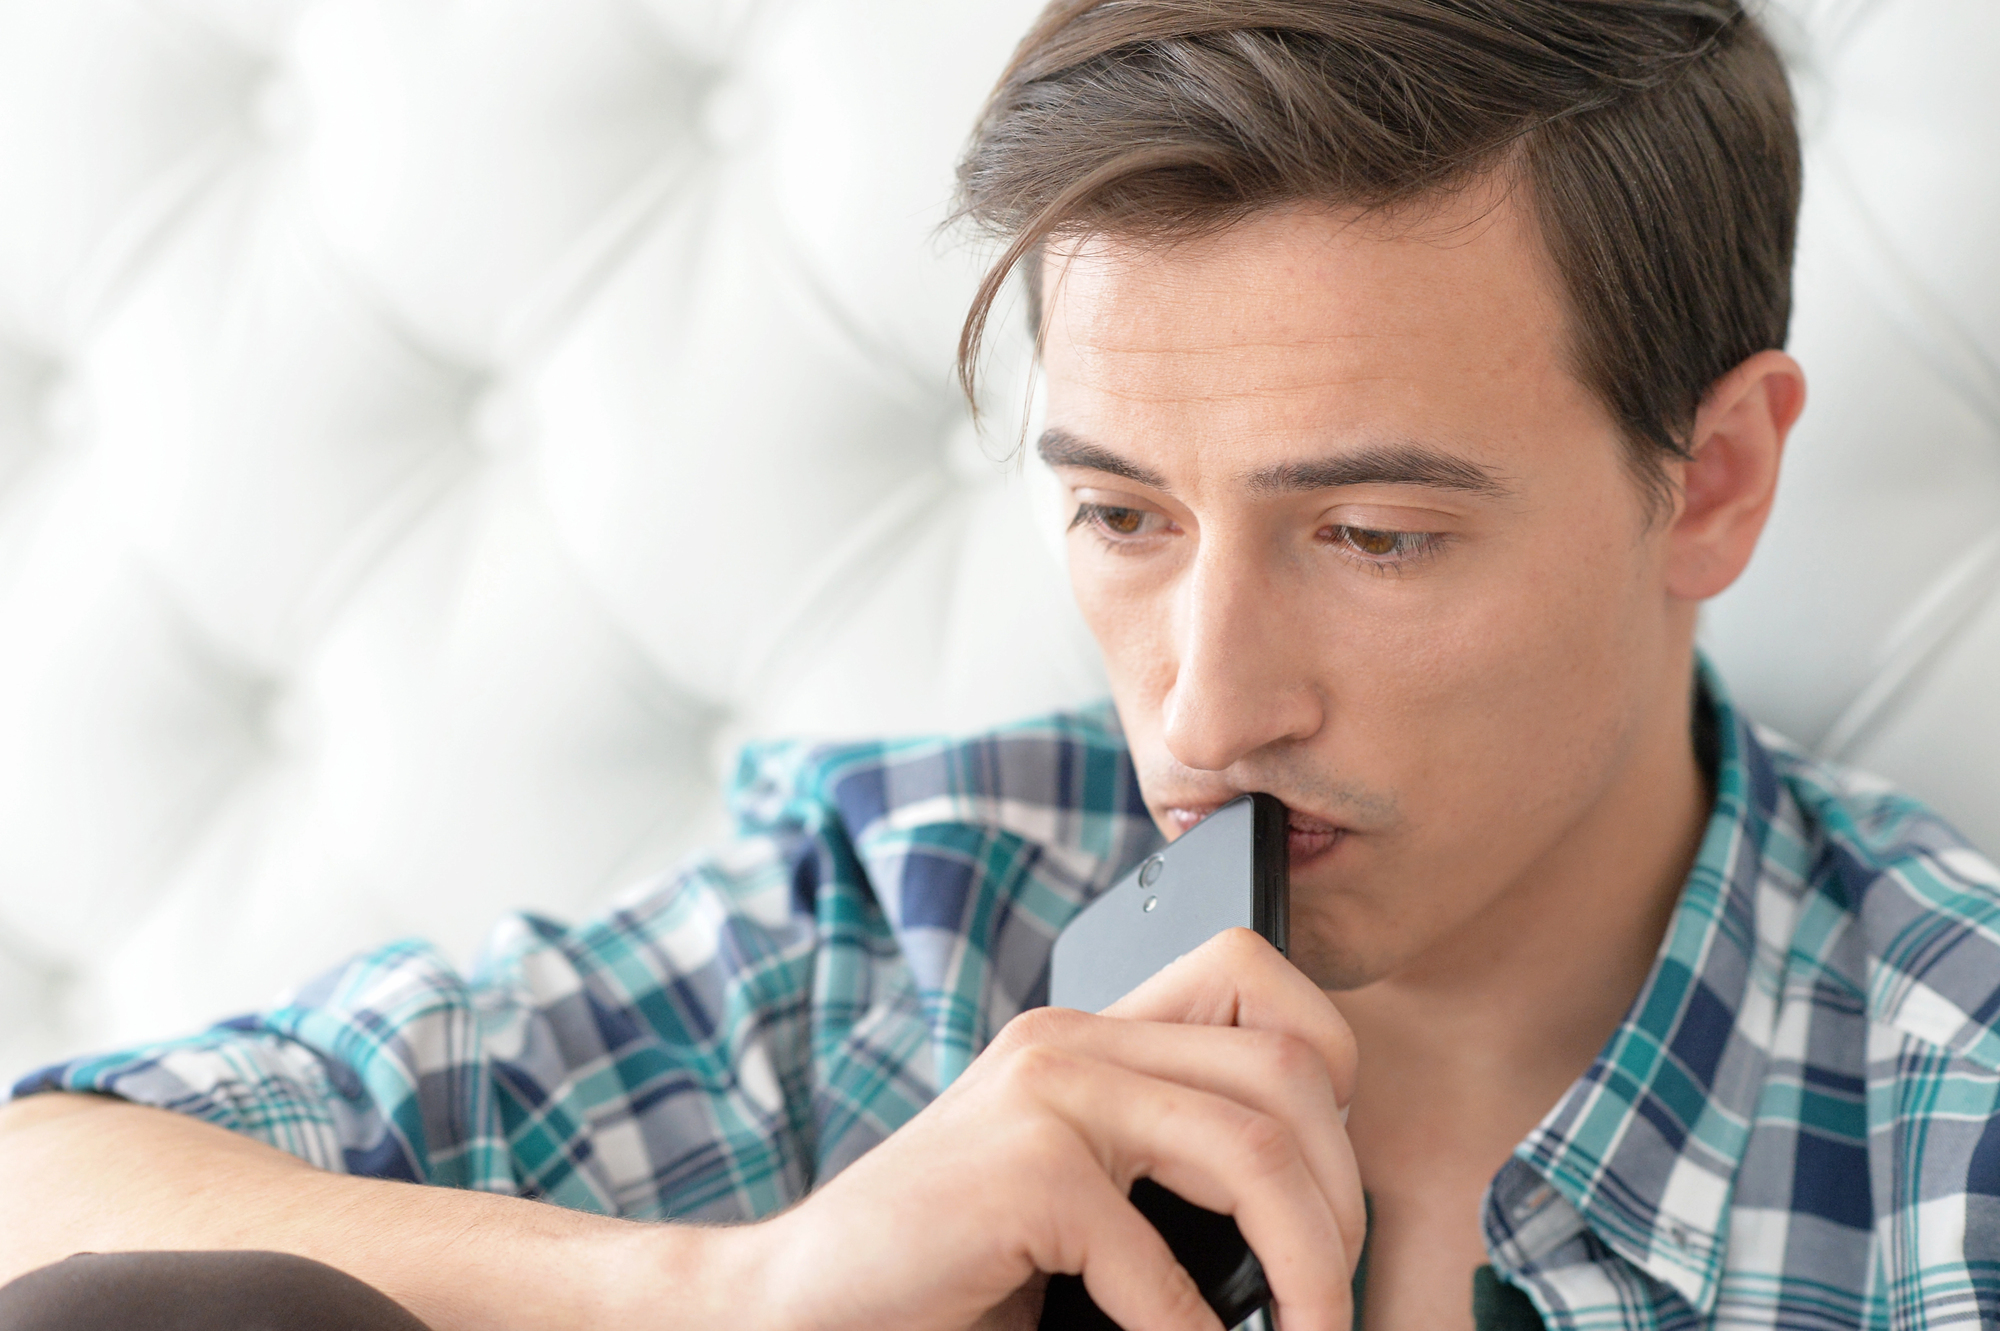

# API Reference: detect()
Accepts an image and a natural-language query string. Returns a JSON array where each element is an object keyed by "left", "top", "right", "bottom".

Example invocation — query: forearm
[{"left": 0, "top": 1093, "right": 754, "bottom": 1331}]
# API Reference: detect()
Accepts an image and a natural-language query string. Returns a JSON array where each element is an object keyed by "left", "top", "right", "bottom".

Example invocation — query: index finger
[{"left": 1101, "top": 928, "right": 1358, "bottom": 1109}]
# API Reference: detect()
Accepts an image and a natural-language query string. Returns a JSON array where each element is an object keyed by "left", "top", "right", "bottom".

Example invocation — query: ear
[{"left": 1664, "top": 349, "right": 1807, "bottom": 601}]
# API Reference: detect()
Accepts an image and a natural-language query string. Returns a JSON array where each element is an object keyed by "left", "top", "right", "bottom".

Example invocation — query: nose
[{"left": 1160, "top": 545, "right": 1325, "bottom": 772}]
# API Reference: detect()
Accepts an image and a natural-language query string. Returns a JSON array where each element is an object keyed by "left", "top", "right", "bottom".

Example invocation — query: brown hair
[{"left": 953, "top": 0, "right": 1800, "bottom": 506}]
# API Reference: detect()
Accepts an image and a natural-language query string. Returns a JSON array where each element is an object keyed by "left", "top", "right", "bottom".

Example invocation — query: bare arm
[
  {"left": 0, "top": 1093, "right": 748, "bottom": 1331},
  {"left": 0, "top": 931, "right": 1364, "bottom": 1331}
]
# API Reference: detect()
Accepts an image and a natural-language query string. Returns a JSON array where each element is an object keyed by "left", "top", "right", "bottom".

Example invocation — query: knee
[{"left": 0, "top": 1251, "right": 433, "bottom": 1331}]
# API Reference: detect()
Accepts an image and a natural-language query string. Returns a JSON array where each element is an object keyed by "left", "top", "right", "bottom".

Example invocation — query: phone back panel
[{"left": 1049, "top": 794, "right": 1286, "bottom": 1014}]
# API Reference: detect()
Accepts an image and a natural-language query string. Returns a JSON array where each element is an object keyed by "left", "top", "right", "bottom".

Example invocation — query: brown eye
[
  {"left": 1069, "top": 502, "right": 1166, "bottom": 543},
  {"left": 1343, "top": 526, "right": 1400, "bottom": 556}
]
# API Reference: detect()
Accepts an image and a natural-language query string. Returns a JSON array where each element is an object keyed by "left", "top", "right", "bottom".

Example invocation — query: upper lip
[{"left": 1158, "top": 794, "right": 1350, "bottom": 835}]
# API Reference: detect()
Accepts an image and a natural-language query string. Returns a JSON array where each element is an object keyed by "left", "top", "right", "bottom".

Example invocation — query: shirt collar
[{"left": 1490, "top": 658, "right": 1785, "bottom": 1316}]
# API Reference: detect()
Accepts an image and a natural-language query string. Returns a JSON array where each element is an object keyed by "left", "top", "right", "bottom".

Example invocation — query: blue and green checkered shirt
[{"left": 15, "top": 675, "right": 2000, "bottom": 1328}]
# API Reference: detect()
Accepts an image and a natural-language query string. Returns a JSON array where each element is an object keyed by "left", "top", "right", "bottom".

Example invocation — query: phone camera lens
[{"left": 1139, "top": 855, "right": 1164, "bottom": 887}]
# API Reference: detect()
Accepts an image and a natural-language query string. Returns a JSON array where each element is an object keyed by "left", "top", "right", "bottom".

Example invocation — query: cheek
[
  {"left": 1302, "top": 501, "right": 1656, "bottom": 747},
  {"left": 1069, "top": 550, "right": 1177, "bottom": 704},
  {"left": 1475, "top": 506, "right": 1662, "bottom": 687},
  {"left": 1343, "top": 511, "right": 1665, "bottom": 818}
]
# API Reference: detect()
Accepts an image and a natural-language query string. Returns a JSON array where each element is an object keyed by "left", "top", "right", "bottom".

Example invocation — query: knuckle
[
  {"left": 1013, "top": 1116, "right": 1084, "bottom": 1185},
  {"left": 1261, "top": 1030, "right": 1321, "bottom": 1084},
  {"left": 1231, "top": 1109, "right": 1299, "bottom": 1179},
  {"left": 1155, "top": 1259, "right": 1213, "bottom": 1326},
  {"left": 988, "top": 1111, "right": 1092, "bottom": 1203},
  {"left": 996, "top": 1004, "right": 1083, "bottom": 1054},
  {"left": 998, "top": 1039, "right": 1084, "bottom": 1099}
]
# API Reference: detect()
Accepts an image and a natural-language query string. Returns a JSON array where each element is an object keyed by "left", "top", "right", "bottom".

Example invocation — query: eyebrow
[
  {"left": 1037, "top": 428, "right": 1510, "bottom": 497},
  {"left": 1246, "top": 445, "right": 1511, "bottom": 497},
  {"left": 1036, "top": 429, "right": 1169, "bottom": 489}
]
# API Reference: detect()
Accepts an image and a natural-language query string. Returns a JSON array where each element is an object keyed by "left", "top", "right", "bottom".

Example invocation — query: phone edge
[{"left": 1249, "top": 792, "right": 1290, "bottom": 957}]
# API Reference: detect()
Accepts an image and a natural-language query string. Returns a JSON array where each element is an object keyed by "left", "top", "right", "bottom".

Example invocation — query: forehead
[{"left": 1038, "top": 188, "right": 1595, "bottom": 477}]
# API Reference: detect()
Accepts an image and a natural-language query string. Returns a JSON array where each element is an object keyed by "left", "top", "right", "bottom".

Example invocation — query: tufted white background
[{"left": 0, "top": 0, "right": 1993, "bottom": 1083}]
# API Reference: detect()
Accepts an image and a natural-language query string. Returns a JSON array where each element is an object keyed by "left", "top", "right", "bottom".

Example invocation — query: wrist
[{"left": 599, "top": 1217, "right": 778, "bottom": 1331}]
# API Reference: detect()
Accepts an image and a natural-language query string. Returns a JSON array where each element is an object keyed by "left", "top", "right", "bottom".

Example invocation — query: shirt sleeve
[
  {"left": 6, "top": 795, "right": 833, "bottom": 1223},
  {"left": 6, "top": 714, "right": 1135, "bottom": 1220}
]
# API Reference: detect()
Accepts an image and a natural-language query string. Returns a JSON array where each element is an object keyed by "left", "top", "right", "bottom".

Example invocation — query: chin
[
  {"left": 1284, "top": 860, "right": 1394, "bottom": 989},
  {"left": 1284, "top": 930, "right": 1399, "bottom": 993}
]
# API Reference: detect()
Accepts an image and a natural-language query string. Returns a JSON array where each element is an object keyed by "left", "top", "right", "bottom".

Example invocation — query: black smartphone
[{"left": 1038, "top": 792, "right": 1289, "bottom": 1331}]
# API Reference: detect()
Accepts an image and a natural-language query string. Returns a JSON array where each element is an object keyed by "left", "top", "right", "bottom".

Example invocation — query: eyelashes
[
  {"left": 1321, "top": 525, "right": 1443, "bottom": 567},
  {"left": 1069, "top": 502, "right": 1163, "bottom": 539},
  {"left": 1071, "top": 502, "right": 1444, "bottom": 571}
]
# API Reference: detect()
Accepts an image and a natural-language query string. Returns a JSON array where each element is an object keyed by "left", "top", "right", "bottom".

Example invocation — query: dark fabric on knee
[{"left": 0, "top": 1251, "right": 434, "bottom": 1331}]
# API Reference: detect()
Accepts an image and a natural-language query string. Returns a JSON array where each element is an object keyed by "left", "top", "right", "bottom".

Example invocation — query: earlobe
[{"left": 1664, "top": 350, "right": 1807, "bottom": 601}]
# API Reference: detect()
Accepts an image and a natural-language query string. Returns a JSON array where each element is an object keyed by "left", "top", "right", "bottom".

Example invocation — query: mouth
[{"left": 1162, "top": 801, "right": 1349, "bottom": 866}]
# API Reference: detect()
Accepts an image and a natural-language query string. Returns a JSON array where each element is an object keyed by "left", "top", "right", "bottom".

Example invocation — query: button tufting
[
  {"left": 250, "top": 75, "right": 308, "bottom": 144},
  {"left": 466, "top": 382, "right": 532, "bottom": 457},
  {"left": 38, "top": 375, "right": 90, "bottom": 442},
  {"left": 0, "top": 0, "right": 1989, "bottom": 1088},
  {"left": 698, "top": 75, "right": 764, "bottom": 152}
]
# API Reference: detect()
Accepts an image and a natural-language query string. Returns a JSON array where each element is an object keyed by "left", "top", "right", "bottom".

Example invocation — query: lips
[
  {"left": 1283, "top": 810, "right": 1345, "bottom": 863},
  {"left": 1162, "top": 800, "right": 1349, "bottom": 865}
]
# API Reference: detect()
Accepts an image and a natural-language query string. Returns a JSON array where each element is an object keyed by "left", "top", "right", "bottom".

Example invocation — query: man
[{"left": 2, "top": 0, "right": 1996, "bottom": 1328}]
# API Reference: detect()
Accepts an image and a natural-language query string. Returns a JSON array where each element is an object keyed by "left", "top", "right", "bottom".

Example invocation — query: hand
[{"left": 741, "top": 927, "right": 1364, "bottom": 1331}]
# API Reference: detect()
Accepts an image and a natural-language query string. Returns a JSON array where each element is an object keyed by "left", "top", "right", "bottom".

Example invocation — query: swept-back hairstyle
[{"left": 953, "top": 0, "right": 1800, "bottom": 504}]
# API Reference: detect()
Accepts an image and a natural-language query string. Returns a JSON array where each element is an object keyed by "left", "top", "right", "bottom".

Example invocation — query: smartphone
[{"left": 1038, "top": 792, "right": 1290, "bottom": 1331}]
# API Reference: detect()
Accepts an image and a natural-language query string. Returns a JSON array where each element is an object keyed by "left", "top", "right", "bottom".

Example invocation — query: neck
[{"left": 1339, "top": 652, "right": 1711, "bottom": 1179}]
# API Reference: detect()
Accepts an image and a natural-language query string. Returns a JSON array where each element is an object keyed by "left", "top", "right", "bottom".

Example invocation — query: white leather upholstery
[
  {"left": 1703, "top": 0, "right": 2000, "bottom": 852},
  {"left": 0, "top": 0, "right": 1993, "bottom": 1082}
]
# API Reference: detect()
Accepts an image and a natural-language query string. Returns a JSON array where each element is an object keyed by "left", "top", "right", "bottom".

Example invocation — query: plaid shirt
[{"left": 15, "top": 671, "right": 2000, "bottom": 1329}]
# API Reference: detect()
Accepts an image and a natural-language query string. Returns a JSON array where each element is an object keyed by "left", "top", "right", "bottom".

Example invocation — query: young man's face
[{"left": 1041, "top": 189, "right": 1704, "bottom": 991}]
